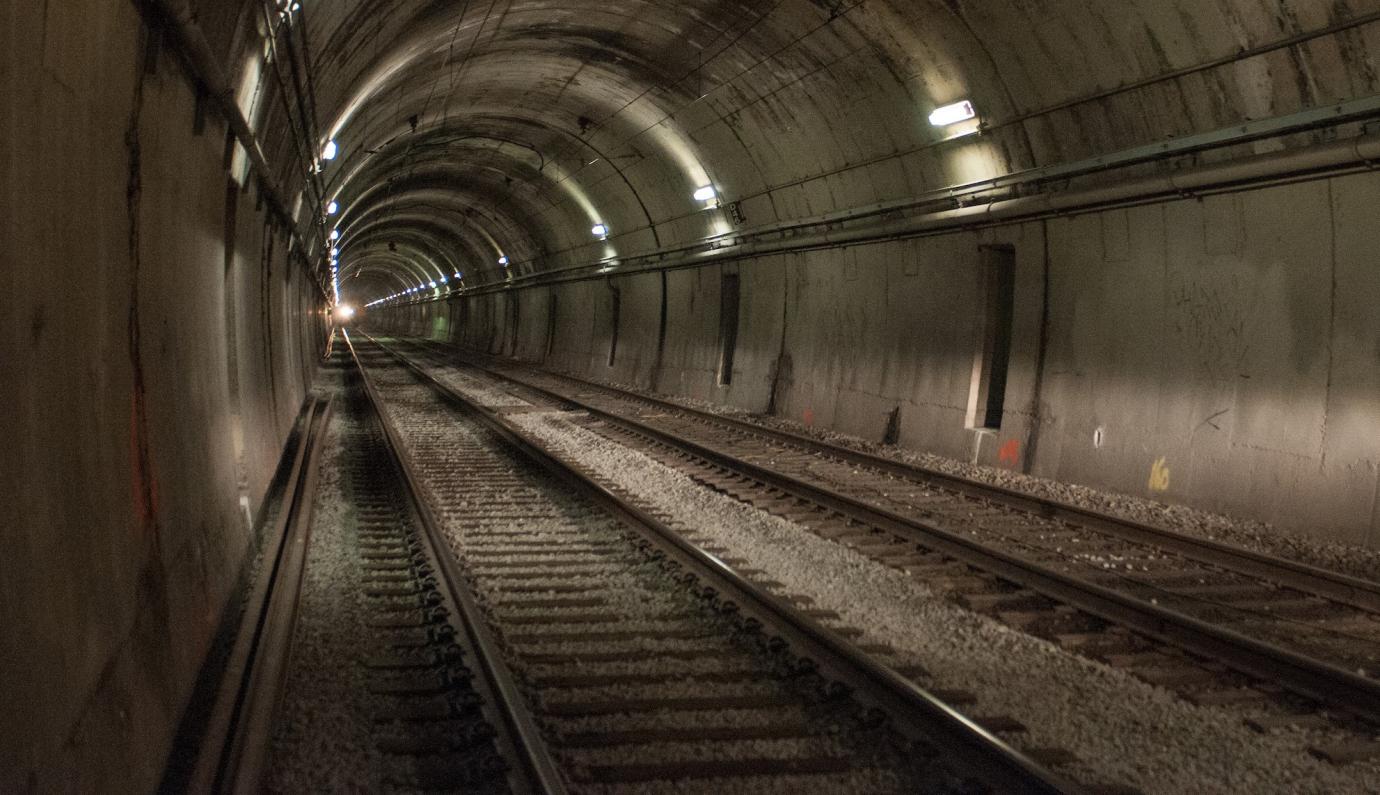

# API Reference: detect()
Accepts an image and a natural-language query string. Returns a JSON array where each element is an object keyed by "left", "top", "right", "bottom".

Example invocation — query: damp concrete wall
[
  {"left": 1, "top": 3, "right": 325, "bottom": 790},
  {"left": 369, "top": 170, "right": 1380, "bottom": 549}
]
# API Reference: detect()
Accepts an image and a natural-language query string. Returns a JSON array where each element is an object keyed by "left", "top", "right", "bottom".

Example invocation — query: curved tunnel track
[
  {"left": 347, "top": 332, "right": 1074, "bottom": 793},
  {"left": 378, "top": 335, "right": 1380, "bottom": 756}
]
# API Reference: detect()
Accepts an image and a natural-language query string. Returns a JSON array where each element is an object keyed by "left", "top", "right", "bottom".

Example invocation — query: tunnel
[{"left": 6, "top": 0, "right": 1380, "bottom": 792}]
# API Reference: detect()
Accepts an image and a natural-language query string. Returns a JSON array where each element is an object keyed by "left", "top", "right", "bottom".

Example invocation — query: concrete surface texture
[
  {"left": 4, "top": 0, "right": 1380, "bottom": 790},
  {"left": 2, "top": 2, "right": 324, "bottom": 791}
]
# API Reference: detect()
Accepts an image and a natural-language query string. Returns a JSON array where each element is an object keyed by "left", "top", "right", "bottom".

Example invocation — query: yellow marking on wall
[{"left": 1148, "top": 457, "right": 1171, "bottom": 492}]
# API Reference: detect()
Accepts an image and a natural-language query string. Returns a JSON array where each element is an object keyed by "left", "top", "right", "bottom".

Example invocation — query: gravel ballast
[
  {"left": 266, "top": 395, "right": 386, "bottom": 791},
  {"left": 514, "top": 362, "right": 1380, "bottom": 584},
  {"left": 362, "top": 355, "right": 953, "bottom": 793},
  {"left": 493, "top": 407, "right": 1380, "bottom": 795}
]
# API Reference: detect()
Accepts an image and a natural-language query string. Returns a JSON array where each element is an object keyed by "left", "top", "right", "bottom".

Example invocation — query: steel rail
[
  {"left": 387, "top": 339, "right": 1380, "bottom": 722},
  {"left": 360, "top": 332, "right": 1075, "bottom": 794},
  {"left": 190, "top": 396, "right": 333, "bottom": 794},
  {"left": 432, "top": 343, "right": 1380, "bottom": 615},
  {"left": 343, "top": 331, "right": 568, "bottom": 795}
]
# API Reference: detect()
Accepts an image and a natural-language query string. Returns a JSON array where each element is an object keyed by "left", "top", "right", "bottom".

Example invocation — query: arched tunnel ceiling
[{"left": 239, "top": 0, "right": 1380, "bottom": 306}]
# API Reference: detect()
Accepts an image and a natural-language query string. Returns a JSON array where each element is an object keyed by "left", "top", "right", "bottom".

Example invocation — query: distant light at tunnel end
[
  {"left": 928, "top": 100, "right": 976, "bottom": 127},
  {"left": 333, "top": 304, "right": 355, "bottom": 322}
]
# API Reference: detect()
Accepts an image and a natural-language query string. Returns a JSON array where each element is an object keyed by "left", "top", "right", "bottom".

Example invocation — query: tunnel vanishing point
[{"left": 5, "top": 0, "right": 1380, "bottom": 792}]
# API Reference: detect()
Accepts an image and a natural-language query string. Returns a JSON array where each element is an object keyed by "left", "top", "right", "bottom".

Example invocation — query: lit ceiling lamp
[
  {"left": 928, "top": 100, "right": 977, "bottom": 127},
  {"left": 591, "top": 224, "right": 608, "bottom": 238},
  {"left": 326, "top": 201, "right": 338, "bottom": 215},
  {"left": 321, "top": 140, "right": 338, "bottom": 160},
  {"left": 693, "top": 185, "right": 716, "bottom": 202},
  {"left": 329, "top": 229, "right": 340, "bottom": 241},
  {"left": 498, "top": 255, "right": 509, "bottom": 266}
]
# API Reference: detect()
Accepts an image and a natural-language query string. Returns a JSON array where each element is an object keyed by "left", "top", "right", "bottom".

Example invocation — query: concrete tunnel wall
[
  {"left": 335, "top": 0, "right": 1380, "bottom": 553},
  {"left": 367, "top": 168, "right": 1380, "bottom": 549},
  {"left": 2, "top": 2, "right": 326, "bottom": 790}
]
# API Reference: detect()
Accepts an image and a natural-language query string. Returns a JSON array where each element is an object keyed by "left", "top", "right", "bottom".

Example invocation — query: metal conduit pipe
[
  {"left": 134, "top": 0, "right": 301, "bottom": 240},
  {"left": 816, "top": 130, "right": 1380, "bottom": 243},
  {"left": 488, "top": 93, "right": 1380, "bottom": 282},
  {"left": 445, "top": 129, "right": 1380, "bottom": 298}
]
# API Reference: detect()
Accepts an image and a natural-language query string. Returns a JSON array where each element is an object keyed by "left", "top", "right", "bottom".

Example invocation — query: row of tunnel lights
[{"left": 326, "top": 100, "right": 978, "bottom": 310}]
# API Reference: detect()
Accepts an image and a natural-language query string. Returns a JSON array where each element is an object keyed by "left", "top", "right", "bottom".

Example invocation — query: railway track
[
  {"left": 191, "top": 351, "right": 558, "bottom": 793},
  {"left": 319, "top": 362, "right": 562, "bottom": 792},
  {"left": 187, "top": 394, "right": 335, "bottom": 792},
  {"left": 346, "top": 332, "right": 1075, "bottom": 793},
  {"left": 379, "top": 334, "right": 1380, "bottom": 763}
]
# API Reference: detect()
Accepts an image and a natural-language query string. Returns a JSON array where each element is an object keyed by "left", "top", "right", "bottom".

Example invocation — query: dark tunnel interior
[{"left": 5, "top": 1, "right": 1380, "bottom": 791}]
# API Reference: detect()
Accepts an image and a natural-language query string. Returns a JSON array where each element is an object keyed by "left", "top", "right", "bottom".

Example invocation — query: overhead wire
[
  {"left": 255, "top": 1, "right": 328, "bottom": 260},
  {"left": 277, "top": 0, "right": 334, "bottom": 286},
  {"left": 369, "top": 0, "right": 499, "bottom": 276}
]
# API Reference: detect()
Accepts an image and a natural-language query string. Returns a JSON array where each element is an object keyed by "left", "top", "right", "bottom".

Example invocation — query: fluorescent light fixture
[
  {"left": 591, "top": 224, "right": 608, "bottom": 238},
  {"left": 498, "top": 255, "right": 509, "bottom": 266},
  {"left": 693, "top": 185, "right": 716, "bottom": 202},
  {"left": 928, "top": 100, "right": 976, "bottom": 127},
  {"left": 326, "top": 201, "right": 338, "bottom": 215},
  {"left": 321, "top": 140, "right": 338, "bottom": 160},
  {"left": 329, "top": 229, "right": 339, "bottom": 241}
]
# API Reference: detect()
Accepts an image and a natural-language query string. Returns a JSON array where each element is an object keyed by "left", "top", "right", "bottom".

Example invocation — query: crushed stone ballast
[
  {"left": 382, "top": 334, "right": 1380, "bottom": 770},
  {"left": 351, "top": 332, "right": 1074, "bottom": 794}
]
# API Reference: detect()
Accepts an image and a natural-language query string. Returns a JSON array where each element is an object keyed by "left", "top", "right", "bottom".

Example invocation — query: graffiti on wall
[
  {"left": 1168, "top": 269, "right": 1251, "bottom": 381},
  {"left": 1148, "top": 457, "right": 1171, "bottom": 492},
  {"left": 998, "top": 439, "right": 1021, "bottom": 468}
]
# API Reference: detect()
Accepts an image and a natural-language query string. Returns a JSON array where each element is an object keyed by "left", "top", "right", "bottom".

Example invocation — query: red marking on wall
[
  {"left": 802, "top": 408, "right": 815, "bottom": 427},
  {"left": 129, "top": 390, "right": 159, "bottom": 527},
  {"left": 998, "top": 438, "right": 1021, "bottom": 468}
]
